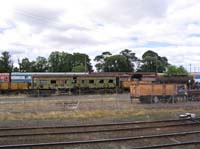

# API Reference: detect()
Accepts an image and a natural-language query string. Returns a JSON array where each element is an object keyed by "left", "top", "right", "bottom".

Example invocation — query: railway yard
[
  {"left": 0, "top": 0, "right": 199, "bottom": 148},
  {"left": 0, "top": 93, "right": 200, "bottom": 148}
]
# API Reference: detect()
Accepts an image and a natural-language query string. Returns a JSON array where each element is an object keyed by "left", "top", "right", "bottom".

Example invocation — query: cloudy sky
[{"left": 0, "top": 0, "right": 200, "bottom": 71}]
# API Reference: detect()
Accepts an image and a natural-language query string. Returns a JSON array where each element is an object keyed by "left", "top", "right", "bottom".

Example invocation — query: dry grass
[
  {"left": 1, "top": 107, "right": 200, "bottom": 121},
  {"left": 1, "top": 94, "right": 200, "bottom": 121}
]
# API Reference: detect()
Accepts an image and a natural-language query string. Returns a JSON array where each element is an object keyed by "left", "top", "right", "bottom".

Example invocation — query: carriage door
[{"left": 116, "top": 77, "right": 120, "bottom": 87}]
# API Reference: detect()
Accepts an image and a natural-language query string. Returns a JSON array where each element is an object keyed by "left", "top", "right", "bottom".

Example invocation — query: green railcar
[
  {"left": 76, "top": 76, "right": 116, "bottom": 89},
  {"left": 33, "top": 76, "right": 74, "bottom": 90},
  {"left": 32, "top": 74, "right": 117, "bottom": 93}
]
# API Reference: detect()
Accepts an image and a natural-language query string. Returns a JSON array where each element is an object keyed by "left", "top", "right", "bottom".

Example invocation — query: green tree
[
  {"left": 94, "top": 50, "right": 139, "bottom": 72},
  {"left": 165, "top": 65, "right": 188, "bottom": 76},
  {"left": 19, "top": 58, "right": 31, "bottom": 72},
  {"left": 0, "top": 51, "right": 13, "bottom": 72},
  {"left": 72, "top": 65, "right": 86, "bottom": 72},
  {"left": 94, "top": 51, "right": 112, "bottom": 72},
  {"left": 104, "top": 55, "right": 129, "bottom": 72},
  {"left": 48, "top": 51, "right": 73, "bottom": 72},
  {"left": 72, "top": 53, "right": 92, "bottom": 72},
  {"left": 35, "top": 56, "right": 48, "bottom": 72},
  {"left": 19, "top": 58, "right": 37, "bottom": 72},
  {"left": 139, "top": 50, "right": 169, "bottom": 73},
  {"left": 13, "top": 67, "right": 19, "bottom": 72},
  {"left": 48, "top": 51, "right": 92, "bottom": 72},
  {"left": 120, "top": 49, "right": 138, "bottom": 72}
]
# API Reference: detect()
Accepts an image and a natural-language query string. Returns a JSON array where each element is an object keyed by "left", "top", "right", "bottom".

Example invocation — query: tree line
[{"left": 0, "top": 50, "right": 188, "bottom": 75}]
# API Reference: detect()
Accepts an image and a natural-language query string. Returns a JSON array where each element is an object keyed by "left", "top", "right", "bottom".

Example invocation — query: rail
[{"left": 0, "top": 130, "right": 199, "bottom": 148}]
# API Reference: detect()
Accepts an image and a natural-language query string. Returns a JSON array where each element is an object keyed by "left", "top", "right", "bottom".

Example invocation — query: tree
[
  {"left": 18, "top": 58, "right": 38, "bottom": 72},
  {"left": 13, "top": 67, "right": 19, "bottom": 72},
  {"left": 48, "top": 51, "right": 73, "bottom": 72},
  {"left": 104, "top": 55, "right": 129, "bottom": 72},
  {"left": 94, "top": 50, "right": 139, "bottom": 72},
  {"left": 72, "top": 53, "right": 92, "bottom": 72},
  {"left": 0, "top": 51, "right": 13, "bottom": 72},
  {"left": 19, "top": 58, "right": 31, "bottom": 72},
  {"left": 48, "top": 51, "right": 92, "bottom": 72},
  {"left": 94, "top": 51, "right": 112, "bottom": 72},
  {"left": 35, "top": 56, "right": 48, "bottom": 72},
  {"left": 120, "top": 49, "right": 138, "bottom": 72},
  {"left": 72, "top": 65, "right": 86, "bottom": 72},
  {"left": 139, "top": 50, "right": 169, "bottom": 73},
  {"left": 165, "top": 65, "right": 188, "bottom": 76}
]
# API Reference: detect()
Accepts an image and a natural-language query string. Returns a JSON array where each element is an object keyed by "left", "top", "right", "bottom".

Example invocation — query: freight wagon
[
  {"left": 130, "top": 82, "right": 187, "bottom": 103},
  {"left": 0, "top": 73, "right": 10, "bottom": 82}
]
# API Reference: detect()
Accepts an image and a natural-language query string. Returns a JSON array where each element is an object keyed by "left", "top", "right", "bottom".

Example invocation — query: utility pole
[
  {"left": 85, "top": 56, "right": 87, "bottom": 73},
  {"left": 155, "top": 57, "right": 158, "bottom": 74},
  {"left": 190, "top": 64, "right": 191, "bottom": 73}
]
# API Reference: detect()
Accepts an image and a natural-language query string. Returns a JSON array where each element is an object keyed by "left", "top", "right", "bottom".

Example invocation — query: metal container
[
  {"left": 10, "top": 82, "right": 29, "bottom": 90},
  {"left": 0, "top": 82, "right": 9, "bottom": 90},
  {"left": 0, "top": 73, "right": 10, "bottom": 82}
]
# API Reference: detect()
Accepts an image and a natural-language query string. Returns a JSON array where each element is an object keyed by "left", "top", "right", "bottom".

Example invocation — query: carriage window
[
  {"left": 89, "top": 80, "right": 94, "bottom": 84},
  {"left": 40, "top": 80, "right": 47, "bottom": 84},
  {"left": 72, "top": 77, "right": 77, "bottom": 84},
  {"left": 51, "top": 80, "right": 56, "bottom": 84},
  {"left": 108, "top": 80, "right": 114, "bottom": 83},
  {"left": 82, "top": 80, "right": 85, "bottom": 83},
  {"left": 99, "top": 80, "right": 104, "bottom": 83},
  {"left": 72, "top": 80, "right": 77, "bottom": 84},
  {"left": 60, "top": 80, "right": 66, "bottom": 84}
]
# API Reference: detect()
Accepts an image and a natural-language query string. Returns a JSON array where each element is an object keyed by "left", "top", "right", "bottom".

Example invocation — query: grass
[
  {"left": 1, "top": 107, "right": 200, "bottom": 121},
  {"left": 1, "top": 95, "right": 200, "bottom": 121}
]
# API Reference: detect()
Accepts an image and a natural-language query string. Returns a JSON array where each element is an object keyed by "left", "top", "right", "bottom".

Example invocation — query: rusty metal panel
[
  {"left": 130, "top": 83, "right": 152, "bottom": 97},
  {"left": 130, "top": 85, "right": 137, "bottom": 97},
  {"left": 153, "top": 84, "right": 163, "bottom": 95},
  {"left": 18, "top": 83, "right": 29, "bottom": 90},
  {"left": 130, "top": 83, "right": 181, "bottom": 98},
  {"left": 10, "top": 83, "right": 29, "bottom": 90},
  {"left": 122, "top": 81, "right": 133, "bottom": 89},
  {"left": 0, "top": 82, "right": 9, "bottom": 90},
  {"left": 10, "top": 83, "right": 18, "bottom": 90},
  {"left": 165, "top": 84, "right": 176, "bottom": 95},
  {"left": 139, "top": 84, "right": 152, "bottom": 96},
  {"left": 123, "top": 81, "right": 152, "bottom": 89}
]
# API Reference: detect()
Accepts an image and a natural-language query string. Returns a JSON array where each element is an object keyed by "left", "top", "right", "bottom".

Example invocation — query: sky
[{"left": 0, "top": 0, "right": 200, "bottom": 72}]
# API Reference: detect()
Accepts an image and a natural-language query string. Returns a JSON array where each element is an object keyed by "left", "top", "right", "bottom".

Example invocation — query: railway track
[
  {"left": 131, "top": 141, "right": 200, "bottom": 149},
  {"left": 0, "top": 118, "right": 200, "bottom": 148},
  {"left": 0, "top": 130, "right": 200, "bottom": 148}
]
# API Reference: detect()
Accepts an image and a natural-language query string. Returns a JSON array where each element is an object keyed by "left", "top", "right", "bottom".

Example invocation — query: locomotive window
[
  {"left": 108, "top": 80, "right": 114, "bottom": 83},
  {"left": 89, "top": 80, "right": 94, "bottom": 84},
  {"left": 99, "top": 80, "right": 104, "bottom": 83},
  {"left": 51, "top": 80, "right": 56, "bottom": 84}
]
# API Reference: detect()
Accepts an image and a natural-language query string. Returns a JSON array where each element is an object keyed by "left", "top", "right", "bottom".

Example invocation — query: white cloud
[{"left": 0, "top": 0, "right": 200, "bottom": 71}]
